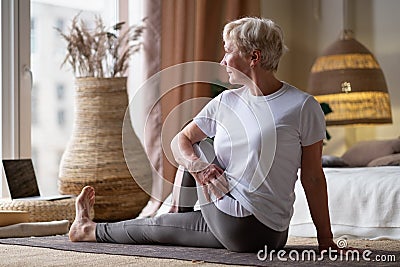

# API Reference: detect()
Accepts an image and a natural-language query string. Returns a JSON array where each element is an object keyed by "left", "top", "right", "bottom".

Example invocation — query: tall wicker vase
[{"left": 58, "top": 77, "right": 151, "bottom": 221}]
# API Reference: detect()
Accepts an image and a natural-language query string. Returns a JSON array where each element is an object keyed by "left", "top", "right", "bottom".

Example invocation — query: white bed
[{"left": 289, "top": 166, "right": 400, "bottom": 240}]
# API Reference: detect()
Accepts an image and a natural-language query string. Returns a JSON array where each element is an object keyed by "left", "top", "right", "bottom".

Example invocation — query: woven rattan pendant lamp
[{"left": 307, "top": 1, "right": 392, "bottom": 126}]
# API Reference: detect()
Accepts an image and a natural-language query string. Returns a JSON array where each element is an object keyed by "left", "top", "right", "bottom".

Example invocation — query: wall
[{"left": 261, "top": 0, "right": 400, "bottom": 156}]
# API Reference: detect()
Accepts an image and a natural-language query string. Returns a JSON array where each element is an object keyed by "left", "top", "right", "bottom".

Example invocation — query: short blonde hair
[{"left": 223, "top": 17, "right": 288, "bottom": 72}]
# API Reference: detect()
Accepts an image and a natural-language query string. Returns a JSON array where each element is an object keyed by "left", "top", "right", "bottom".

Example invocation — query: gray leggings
[{"left": 96, "top": 175, "right": 288, "bottom": 252}]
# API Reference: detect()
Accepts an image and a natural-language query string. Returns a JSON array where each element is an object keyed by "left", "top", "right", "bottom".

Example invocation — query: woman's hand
[
  {"left": 318, "top": 237, "right": 339, "bottom": 253},
  {"left": 318, "top": 237, "right": 358, "bottom": 255},
  {"left": 189, "top": 162, "right": 229, "bottom": 202}
]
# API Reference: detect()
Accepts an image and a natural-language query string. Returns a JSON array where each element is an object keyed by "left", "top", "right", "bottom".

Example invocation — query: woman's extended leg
[
  {"left": 69, "top": 185, "right": 223, "bottom": 248},
  {"left": 69, "top": 182, "right": 287, "bottom": 252}
]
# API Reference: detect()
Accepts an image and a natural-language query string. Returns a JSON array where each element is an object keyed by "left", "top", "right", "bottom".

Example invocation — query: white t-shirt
[{"left": 193, "top": 82, "right": 326, "bottom": 231}]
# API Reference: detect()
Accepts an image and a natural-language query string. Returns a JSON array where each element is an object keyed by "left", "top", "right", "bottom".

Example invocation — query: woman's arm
[
  {"left": 170, "top": 121, "right": 228, "bottom": 201},
  {"left": 171, "top": 121, "right": 207, "bottom": 170},
  {"left": 300, "top": 140, "right": 336, "bottom": 252}
]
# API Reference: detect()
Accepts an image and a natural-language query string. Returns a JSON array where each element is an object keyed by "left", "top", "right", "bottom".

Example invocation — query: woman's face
[{"left": 220, "top": 40, "right": 251, "bottom": 84}]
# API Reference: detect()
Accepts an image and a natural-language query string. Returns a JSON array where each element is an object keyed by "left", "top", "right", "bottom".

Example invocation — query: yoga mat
[{"left": 0, "top": 235, "right": 398, "bottom": 266}]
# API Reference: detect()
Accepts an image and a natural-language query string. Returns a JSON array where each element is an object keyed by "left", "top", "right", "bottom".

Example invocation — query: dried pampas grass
[{"left": 56, "top": 14, "right": 144, "bottom": 78}]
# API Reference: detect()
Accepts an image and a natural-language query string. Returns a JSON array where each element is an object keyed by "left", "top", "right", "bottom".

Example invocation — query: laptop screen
[{"left": 2, "top": 159, "right": 40, "bottom": 199}]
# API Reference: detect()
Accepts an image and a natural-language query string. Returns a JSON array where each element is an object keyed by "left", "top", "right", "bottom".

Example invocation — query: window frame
[
  {"left": 1, "top": 0, "right": 31, "bottom": 196},
  {"left": 1, "top": 0, "right": 31, "bottom": 160}
]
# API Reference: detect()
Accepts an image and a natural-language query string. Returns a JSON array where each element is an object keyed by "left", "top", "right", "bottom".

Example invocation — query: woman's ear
[
  {"left": 251, "top": 50, "right": 261, "bottom": 61},
  {"left": 250, "top": 50, "right": 261, "bottom": 67}
]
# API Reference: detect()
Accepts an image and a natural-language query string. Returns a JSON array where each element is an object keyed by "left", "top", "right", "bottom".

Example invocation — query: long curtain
[{"left": 142, "top": 0, "right": 260, "bottom": 207}]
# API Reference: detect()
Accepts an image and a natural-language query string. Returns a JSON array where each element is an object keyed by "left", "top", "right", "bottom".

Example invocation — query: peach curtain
[{"left": 143, "top": 0, "right": 260, "bottom": 203}]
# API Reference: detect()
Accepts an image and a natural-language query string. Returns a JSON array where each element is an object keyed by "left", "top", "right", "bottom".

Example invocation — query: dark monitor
[{"left": 2, "top": 159, "right": 40, "bottom": 199}]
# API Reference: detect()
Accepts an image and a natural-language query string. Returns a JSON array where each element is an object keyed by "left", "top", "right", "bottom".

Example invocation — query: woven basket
[
  {"left": 0, "top": 198, "right": 80, "bottom": 225},
  {"left": 58, "top": 77, "right": 151, "bottom": 221}
]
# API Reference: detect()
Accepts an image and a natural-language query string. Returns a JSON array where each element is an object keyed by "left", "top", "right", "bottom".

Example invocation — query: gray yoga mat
[{"left": 0, "top": 235, "right": 398, "bottom": 266}]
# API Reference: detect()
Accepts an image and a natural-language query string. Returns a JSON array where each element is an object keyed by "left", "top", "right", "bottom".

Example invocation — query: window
[
  {"left": 30, "top": 0, "right": 118, "bottom": 195},
  {"left": 56, "top": 83, "right": 64, "bottom": 100},
  {"left": 0, "top": 3, "right": 3, "bottom": 195},
  {"left": 32, "top": 84, "right": 39, "bottom": 125},
  {"left": 2, "top": 0, "right": 141, "bottom": 197},
  {"left": 55, "top": 18, "right": 64, "bottom": 33},
  {"left": 31, "top": 18, "right": 36, "bottom": 53},
  {"left": 31, "top": 147, "right": 38, "bottom": 169},
  {"left": 57, "top": 109, "right": 65, "bottom": 126}
]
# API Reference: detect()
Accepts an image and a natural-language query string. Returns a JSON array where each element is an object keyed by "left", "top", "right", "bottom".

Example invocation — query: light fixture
[{"left": 307, "top": 1, "right": 392, "bottom": 126}]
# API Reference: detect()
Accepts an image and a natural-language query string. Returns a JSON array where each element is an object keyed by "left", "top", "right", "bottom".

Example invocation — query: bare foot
[
  {"left": 69, "top": 186, "right": 97, "bottom": 242},
  {"left": 136, "top": 198, "right": 162, "bottom": 218}
]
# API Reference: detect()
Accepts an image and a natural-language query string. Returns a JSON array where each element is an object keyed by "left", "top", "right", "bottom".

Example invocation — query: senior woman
[{"left": 69, "top": 17, "right": 338, "bottom": 253}]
